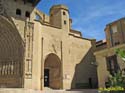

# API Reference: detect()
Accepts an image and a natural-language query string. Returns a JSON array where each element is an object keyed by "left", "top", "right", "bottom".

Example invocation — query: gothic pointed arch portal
[
  {"left": 0, "top": 15, "right": 24, "bottom": 88},
  {"left": 44, "top": 53, "right": 62, "bottom": 89}
]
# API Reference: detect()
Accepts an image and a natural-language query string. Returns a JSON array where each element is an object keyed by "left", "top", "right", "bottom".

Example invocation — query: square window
[
  {"left": 16, "top": 9, "right": 21, "bottom": 15},
  {"left": 111, "top": 25, "right": 117, "bottom": 33},
  {"left": 25, "top": 11, "right": 30, "bottom": 18}
]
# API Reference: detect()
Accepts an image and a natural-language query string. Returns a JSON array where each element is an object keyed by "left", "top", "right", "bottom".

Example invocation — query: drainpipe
[
  {"left": 120, "top": 20, "right": 125, "bottom": 43},
  {"left": 109, "top": 25, "right": 114, "bottom": 47}
]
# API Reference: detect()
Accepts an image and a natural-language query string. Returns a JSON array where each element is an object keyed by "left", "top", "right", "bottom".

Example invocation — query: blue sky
[{"left": 37, "top": 0, "right": 125, "bottom": 41}]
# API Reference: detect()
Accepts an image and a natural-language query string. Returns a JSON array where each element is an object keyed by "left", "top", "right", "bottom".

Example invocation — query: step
[{"left": 0, "top": 88, "right": 98, "bottom": 93}]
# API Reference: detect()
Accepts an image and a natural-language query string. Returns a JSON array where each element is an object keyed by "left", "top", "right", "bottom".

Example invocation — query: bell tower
[{"left": 50, "top": 5, "right": 70, "bottom": 33}]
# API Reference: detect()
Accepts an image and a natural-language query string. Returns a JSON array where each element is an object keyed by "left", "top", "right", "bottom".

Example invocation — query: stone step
[{"left": 0, "top": 88, "right": 98, "bottom": 93}]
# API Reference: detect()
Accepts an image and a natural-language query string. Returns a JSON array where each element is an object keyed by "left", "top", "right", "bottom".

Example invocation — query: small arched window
[
  {"left": 63, "top": 11, "right": 66, "bottom": 15},
  {"left": 16, "top": 9, "right": 21, "bottom": 16},
  {"left": 64, "top": 20, "right": 67, "bottom": 24},
  {"left": 25, "top": 11, "right": 30, "bottom": 18},
  {"left": 35, "top": 14, "right": 41, "bottom": 20}
]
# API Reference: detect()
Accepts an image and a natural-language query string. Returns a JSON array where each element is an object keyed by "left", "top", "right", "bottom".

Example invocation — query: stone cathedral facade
[{"left": 0, "top": 0, "right": 98, "bottom": 90}]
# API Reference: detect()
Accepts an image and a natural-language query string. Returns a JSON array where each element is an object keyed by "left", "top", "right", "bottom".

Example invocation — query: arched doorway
[
  {"left": 44, "top": 53, "right": 62, "bottom": 89},
  {"left": 0, "top": 16, "right": 24, "bottom": 88}
]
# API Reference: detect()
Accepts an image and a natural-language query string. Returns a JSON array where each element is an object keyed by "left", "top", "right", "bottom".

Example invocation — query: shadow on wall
[{"left": 71, "top": 47, "right": 98, "bottom": 89}]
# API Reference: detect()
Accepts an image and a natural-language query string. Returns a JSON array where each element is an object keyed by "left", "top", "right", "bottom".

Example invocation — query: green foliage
[
  {"left": 115, "top": 49, "right": 125, "bottom": 61},
  {"left": 108, "top": 71, "right": 125, "bottom": 87},
  {"left": 107, "top": 48, "right": 125, "bottom": 88}
]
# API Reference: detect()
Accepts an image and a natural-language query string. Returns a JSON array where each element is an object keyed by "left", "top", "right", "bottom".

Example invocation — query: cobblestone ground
[{"left": 0, "top": 89, "right": 99, "bottom": 93}]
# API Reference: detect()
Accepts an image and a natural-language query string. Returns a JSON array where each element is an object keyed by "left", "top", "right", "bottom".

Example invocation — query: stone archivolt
[{"left": 0, "top": 15, "right": 24, "bottom": 87}]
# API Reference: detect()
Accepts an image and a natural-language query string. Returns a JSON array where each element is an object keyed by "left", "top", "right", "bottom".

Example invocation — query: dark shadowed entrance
[
  {"left": 44, "top": 53, "right": 61, "bottom": 89},
  {"left": 44, "top": 69, "right": 49, "bottom": 87}
]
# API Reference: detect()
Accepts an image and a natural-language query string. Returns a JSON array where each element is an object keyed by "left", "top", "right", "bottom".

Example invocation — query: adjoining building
[
  {"left": 0, "top": 0, "right": 98, "bottom": 90},
  {"left": 95, "top": 17, "right": 125, "bottom": 88}
]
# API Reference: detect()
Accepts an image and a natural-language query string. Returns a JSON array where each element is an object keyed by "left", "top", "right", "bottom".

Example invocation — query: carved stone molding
[{"left": 24, "top": 22, "right": 34, "bottom": 79}]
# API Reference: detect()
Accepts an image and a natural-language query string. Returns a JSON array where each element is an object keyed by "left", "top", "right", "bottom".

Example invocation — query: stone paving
[{"left": 0, "top": 89, "right": 99, "bottom": 93}]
